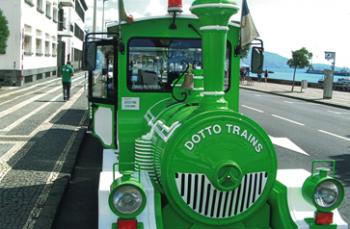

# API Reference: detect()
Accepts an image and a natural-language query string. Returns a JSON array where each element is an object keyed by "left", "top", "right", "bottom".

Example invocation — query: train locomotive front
[
  {"left": 131, "top": 1, "right": 277, "bottom": 227},
  {"left": 82, "top": 0, "right": 348, "bottom": 228}
]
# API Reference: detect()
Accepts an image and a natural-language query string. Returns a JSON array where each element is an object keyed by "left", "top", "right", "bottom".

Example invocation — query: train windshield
[{"left": 127, "top": 38, "right": 231, "bottom": 92}]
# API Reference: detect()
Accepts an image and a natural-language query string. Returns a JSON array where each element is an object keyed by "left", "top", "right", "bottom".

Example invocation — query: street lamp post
[{"left": 102, "top": 0, "right": 108, "bottom": 32}]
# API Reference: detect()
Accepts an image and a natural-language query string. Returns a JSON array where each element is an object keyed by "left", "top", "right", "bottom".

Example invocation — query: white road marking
[
  {"left": 284, "top": 101, "right": 294, "bottom": 104},
  {"left": 269, "top": 136, "right": 309, "bottom": 156},
  {"left": 318, "top": 130, "right": 350, "bottom": 142},
  {"left": 271, "top": 114, "right": 305, "bottom": 126},
  {"left": 0, "top": 142, "right": 33, "bottom": 182},
  {"left": 0, "top": 75, "right": 84, "bottom": 119},
  {"left": 0, "top": 79, "right": 85, "bottom": 131},
  {"left": 241, "top": 105, "right": 264, "bottom": 113},
  {"left": 0, "top": 87, "right": 85, "bottom": 138},
  {"left": 0, "top": 82, "right": 56, "bottom": 106},
  {"left": 0, "top": 77, "right": 60, "bottom": 99},
  {"left": 23, "top": 111, "right": 87, "bottom": 229},
  {"left": 327, "top": 110, "right": 343, "bottom": 115}
]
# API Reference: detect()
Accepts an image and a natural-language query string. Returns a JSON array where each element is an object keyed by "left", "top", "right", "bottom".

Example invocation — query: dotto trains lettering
[
  {"left": 184, "top": 123, "right": 263, "bottom": 153},
  {"left": 82, "top": 0, "right": 347, "bottom": 228}
]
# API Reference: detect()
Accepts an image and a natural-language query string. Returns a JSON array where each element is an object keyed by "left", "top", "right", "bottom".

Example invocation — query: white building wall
[
  {"left": 0, "top": 0, "right": 21, "bottom": 70},
  {"left": 21, "top": 0, "right": 58, "bottom": 70},
  {"left": 60, "top": 0, "right": 85, "bottom": 69}
]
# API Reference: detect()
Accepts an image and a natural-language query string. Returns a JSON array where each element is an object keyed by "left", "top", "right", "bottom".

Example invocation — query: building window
[
  {"left": 24, "top": 25, "right": 33, "bottom": 55},
  {"left": 46, "top": 1, "right": 52, "bottom": 19},
  {"left": 45, "top": 33, "right": 50, "bottom": 56},
  {"left": 75, "top": 0, "right": 85, "bottom": 22},
  {"left": 53, "top": 8, "right": 58, "bottom": 23},
  {"left": 74, "top": 23, "right": 84, "bottom": 41},
  {"left": 52, "top": 36, "right": 57, "bottom": 57},
  {"left": 36, "top": 30, "right": 43, "bottom": 56},
  {"left": 37, "top": 0, "right": 44, "bottom": 13},
  {"left": 58, "top": 9, "right": 67, "bottom": 31},
  {"left": 25, "top": 0, "right": 34, "bottom": 7}
]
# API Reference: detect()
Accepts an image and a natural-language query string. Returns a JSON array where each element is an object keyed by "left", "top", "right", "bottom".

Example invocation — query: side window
[
  {"left": 127, "top": 38, "right": 232, "bottom": 92},
  {"left": 92, "top": 45, "right": 115, "bottom": 99}
]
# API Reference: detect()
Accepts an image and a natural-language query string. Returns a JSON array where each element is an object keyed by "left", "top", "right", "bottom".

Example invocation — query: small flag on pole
[{"left": 240, "top": 0, "right": 259, "bottom": 47}]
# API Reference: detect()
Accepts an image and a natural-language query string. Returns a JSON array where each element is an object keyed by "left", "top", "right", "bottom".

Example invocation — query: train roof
[{"left": 106, "top": 14, "right": 241, "bottom": 29}]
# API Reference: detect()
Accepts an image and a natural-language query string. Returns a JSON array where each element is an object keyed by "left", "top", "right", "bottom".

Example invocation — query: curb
[
  {"left": 33, "top": 120, "right": 88, "bottom": 229},
  {"left": 240, "top": 87, "right": 350, "bottom": 110}
]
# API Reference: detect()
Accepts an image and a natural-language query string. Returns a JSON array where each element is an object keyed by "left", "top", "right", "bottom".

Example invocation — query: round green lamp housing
[
  {"left": 108, "top": 173, "right": 147, "bottom": 219},
  {"left": 302, "top": 168, "right": 344, "bottom": 212}
]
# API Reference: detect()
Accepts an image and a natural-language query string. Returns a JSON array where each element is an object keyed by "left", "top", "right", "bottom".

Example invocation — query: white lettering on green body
[{"left": 184, "top": 123, "right": 263, "bottom": 153}]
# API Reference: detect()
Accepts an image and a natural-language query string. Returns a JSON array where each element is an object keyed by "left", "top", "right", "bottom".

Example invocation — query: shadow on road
[
  {"left": 50, "top": 109, "right": 87, "bottom": 126},
  {"left": 330, "top": 154, "right": 350, "bottom": 187},
  {"left": 52, "top": 133, "right": 102, "bottom": 229}
]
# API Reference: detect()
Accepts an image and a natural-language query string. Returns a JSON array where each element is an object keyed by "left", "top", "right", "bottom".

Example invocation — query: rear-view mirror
[
  {"left": 82, "top": 42, "right": 97, "bottom": 71},
  {"left": 251, "top": 47, "right": 264, "bottom": 74}
]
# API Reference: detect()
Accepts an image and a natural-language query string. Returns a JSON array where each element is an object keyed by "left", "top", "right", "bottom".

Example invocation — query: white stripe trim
[
  {"left": 201, "top": 91, "right": 225, "bottom": 96},
  {"left": 168, "top": 7, "right": 182, "bottom": 11},
  {"left": 200, "top": 25, "right": 229, "bottom": 31},
  {"left": 190, "top": 3, "right": 239, "bottom": 11},
  {"left": 192, "top": 88, "right": 204, "bottom": 91},
  {"left": 193, "top": 75, "right": 204, "bottom": 79}
]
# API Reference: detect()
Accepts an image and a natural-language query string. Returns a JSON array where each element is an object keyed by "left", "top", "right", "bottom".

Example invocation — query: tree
[
  {"left": 287, "top": 47, "right": 313, "bottom": 92},
  {"left": 0, "top": 9, "right": 10, "bottom": 54}
]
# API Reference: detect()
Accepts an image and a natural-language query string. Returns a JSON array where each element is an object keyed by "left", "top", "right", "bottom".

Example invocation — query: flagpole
[{"left": 93, "top": 0, "right": 97, "bottom": 33}]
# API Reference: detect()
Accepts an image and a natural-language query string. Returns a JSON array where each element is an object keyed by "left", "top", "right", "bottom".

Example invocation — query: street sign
[{"left": 324, "top": 51, "right": 336, "bottom": 61}]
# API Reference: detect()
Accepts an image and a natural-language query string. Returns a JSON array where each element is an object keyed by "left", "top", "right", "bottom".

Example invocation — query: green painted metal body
[
  {"left": 108, "top": 17, "right": 241, "bottom": 171},
  {"left": 86, "top": 0, "right": 345, "bottom": 228}
]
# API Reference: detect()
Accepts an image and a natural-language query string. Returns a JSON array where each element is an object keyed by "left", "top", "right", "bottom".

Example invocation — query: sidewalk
[{"left": 240, "top": 81, "right": 350, "bottom": 110}]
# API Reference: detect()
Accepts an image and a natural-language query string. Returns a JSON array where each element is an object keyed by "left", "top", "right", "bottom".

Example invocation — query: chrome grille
[{"left": 175, "top": 172, "right": 268, "bottom": 218}]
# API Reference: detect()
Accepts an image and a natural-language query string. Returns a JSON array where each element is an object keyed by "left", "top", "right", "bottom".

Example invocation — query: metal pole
[
  {"left": 102, "top": 0, "right": 108, "bottom": 33},
  {"left": 102, "top": 0, "right": 105, "bottom": 32},
  {"left": 93, "top": 0, "right": 97, "bottom": 32}
]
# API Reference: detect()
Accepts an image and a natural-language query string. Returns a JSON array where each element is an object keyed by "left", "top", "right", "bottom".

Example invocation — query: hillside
[
  {"left": 242, "top": 51, "right": 288, "bottom": 70},
  {"left": 242, "top": 51, "right": 346, "bottom": 72}
]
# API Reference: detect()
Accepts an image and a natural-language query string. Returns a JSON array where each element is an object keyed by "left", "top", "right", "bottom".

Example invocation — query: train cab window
[
  {"left": 92, "top": 45, "right": 115, "bottom": 100},
  {"left": 127, "top": 38, "right": 231, "bottom": 92}
]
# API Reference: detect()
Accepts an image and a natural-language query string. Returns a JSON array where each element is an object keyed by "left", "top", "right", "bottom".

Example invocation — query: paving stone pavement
[{"left": 0, "top": 75, "right": 88, "bottom": 229}]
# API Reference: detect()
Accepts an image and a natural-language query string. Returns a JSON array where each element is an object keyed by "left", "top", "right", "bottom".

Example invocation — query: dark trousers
[{"left": 62, "top": 82, "right": 71, "bottom": 100}]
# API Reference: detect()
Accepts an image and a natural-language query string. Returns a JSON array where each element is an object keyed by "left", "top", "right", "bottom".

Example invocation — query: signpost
[{"left": 323, "top": 51, "right": 336, "bottom": 99}]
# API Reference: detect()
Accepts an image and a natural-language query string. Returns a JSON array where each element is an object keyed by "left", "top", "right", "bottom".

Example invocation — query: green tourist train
[{"left": 82, "top": 0, "right": 347, "bottom": 228}]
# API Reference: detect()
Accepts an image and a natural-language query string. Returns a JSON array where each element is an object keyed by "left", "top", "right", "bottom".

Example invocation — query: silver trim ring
[
  {"left": 190, "top": 3, "right": 239, "bottom": 11},
  {"left": 200, "top": 26, "right": 229, "bottom": 31}
]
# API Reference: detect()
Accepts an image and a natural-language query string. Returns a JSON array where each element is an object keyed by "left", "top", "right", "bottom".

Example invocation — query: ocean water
[{"left": 249, "top": 69, "right": 348, "bottom": 83}]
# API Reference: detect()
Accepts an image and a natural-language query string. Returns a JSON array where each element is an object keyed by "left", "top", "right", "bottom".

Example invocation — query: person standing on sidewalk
[
  {"left": 264, "top": 69, "right": 268, "bottom": 82},
  {"left": 61, "top": 61, "right": 74, "bottom": 101}
]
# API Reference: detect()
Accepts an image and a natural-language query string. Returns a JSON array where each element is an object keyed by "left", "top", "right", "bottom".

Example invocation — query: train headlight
[
  {"left": 302, "top": 163, "right": 344, "bottom": 212},
  {"left": 109, "top": 173, "right": 146, "bottom": 218},
  {"left": 314, "top": 181, "right": 340, "bottom": 208}
]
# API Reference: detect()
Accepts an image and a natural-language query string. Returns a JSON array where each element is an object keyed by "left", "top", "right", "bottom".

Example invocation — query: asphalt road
[
  {"left": 240, "top": 89, "right": 350, "bottom": 224},
  {"left": 53, "top": 88, "right": 350, "bottom": 228},
  {"left": 0, "top": 74, "right": 88, "bottom": 229}
]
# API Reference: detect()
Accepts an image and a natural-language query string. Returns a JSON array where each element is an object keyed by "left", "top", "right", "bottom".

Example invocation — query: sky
[{"left": 85, "top": 0, "right": 350, "bottom": 68}]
